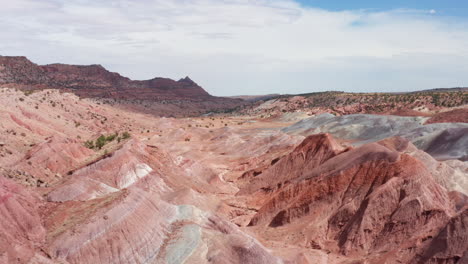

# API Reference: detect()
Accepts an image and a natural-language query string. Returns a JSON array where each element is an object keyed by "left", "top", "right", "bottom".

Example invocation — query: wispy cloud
[{"left": 1, "top": 0, "right": 467, "bottom": 95}]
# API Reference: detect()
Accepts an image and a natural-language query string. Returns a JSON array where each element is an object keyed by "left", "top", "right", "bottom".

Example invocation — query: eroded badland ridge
[
  {"left": 0, "top": 56, "right": 243, "bottom": 117},
  {"left": 0, "top": 56, "right": 467, "bottom": 263}
]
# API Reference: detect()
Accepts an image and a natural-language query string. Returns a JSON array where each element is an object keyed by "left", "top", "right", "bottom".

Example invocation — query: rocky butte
[
  {"left": 0, "top": 56, "right": 467, "bottom": 263},
  {"left": 0, "top": 56, "right": 243, "bottom": 116}
]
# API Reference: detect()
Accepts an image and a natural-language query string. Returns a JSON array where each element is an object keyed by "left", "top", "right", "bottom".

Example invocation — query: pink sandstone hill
[
  {"left": 0, "top": 79, "right": 467, "bottom": 262},
  {"left": 239, "top": 135, "right": 467, "bottom": 263},
  {"left": 425, "top": 108, "right": 468, "bottom": 124}
]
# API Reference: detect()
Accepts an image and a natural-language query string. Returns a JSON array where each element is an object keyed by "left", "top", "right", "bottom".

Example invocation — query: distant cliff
[{"left": 0, "top": 56, "right": 213, "bottom": 101}]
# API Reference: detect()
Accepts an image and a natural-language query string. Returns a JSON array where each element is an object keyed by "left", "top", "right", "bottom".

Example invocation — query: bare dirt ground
[{"left": 0, "top": 88, "right": 467, "bottom": 264}]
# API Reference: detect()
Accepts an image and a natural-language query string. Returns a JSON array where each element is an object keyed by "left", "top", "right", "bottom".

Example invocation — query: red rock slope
[
  {"left": 0, "top": 176, "right": 45, "bottom": 263},
  {"left": 238, "top": 134, "right": 467, "bottom": 263},
  {"left": 0, "top": 56, "right": 223, "bottom": 101},
  {"left": 425, "top": 108, "right": 468, "bottom": 124}
]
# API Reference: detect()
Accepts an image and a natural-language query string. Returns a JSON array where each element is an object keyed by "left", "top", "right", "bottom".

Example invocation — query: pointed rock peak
[
  {"left": 293, "top": 133, "right": 345, "bottom": 154},
  {"left": 178, "top": 76, "right": 197, "bottom": 85}
]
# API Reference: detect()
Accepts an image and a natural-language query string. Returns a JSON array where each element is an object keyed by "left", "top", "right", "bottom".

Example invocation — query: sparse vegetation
[
  {"left": 84, "top": 132, "right": 125, "bottom": 150},
  {"left": 23, "top": 90, "right": 34, "bottom": 96},
  {"left": 122, "top": 132, "right": 131, "bottom": 139},
  {"left": 240, "top": 89, "right": 467, "bottom": 117},
  {"left": 105, "top": 133, "right": 117, "bottom": 142},
  {"left": 95, "top": 135, "right": 107, "bottom": 149},
  {"left": 84, "top": 140, "right": 95, "bottom": 149}
]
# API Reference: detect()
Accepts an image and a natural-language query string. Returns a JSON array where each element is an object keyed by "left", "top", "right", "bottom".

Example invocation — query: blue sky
[
  {"left": 1, "top": 0, "right": 468, "bottom": 95},
  {"left": 297, "top": 0, "right": 468, "bottom": 16}
]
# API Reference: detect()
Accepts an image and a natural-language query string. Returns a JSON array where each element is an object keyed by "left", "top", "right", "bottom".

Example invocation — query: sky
[
  {"left": 297, "top": 0, "right": 468, "bottom": 15},
  {"left": 1, "top": 0, "right": 468, "bottom": 96}
]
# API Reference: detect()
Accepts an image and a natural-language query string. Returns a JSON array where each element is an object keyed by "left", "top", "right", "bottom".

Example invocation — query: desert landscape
[{"left": 0, "top": 55, "right": 467, "bottom": 264}]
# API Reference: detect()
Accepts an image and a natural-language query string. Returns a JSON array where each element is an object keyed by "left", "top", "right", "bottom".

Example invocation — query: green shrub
[
  {"left": 95, "top": 135, "right": 107, "bottom": 149},
  {"left": 86, "top": 132, "right": 128, "bottom": 150},
  {"left": 24, "top": 90, "right": 35, "bottom": 96},
  {"left": 106, "top": 133, "right": 117, "bottom": 142},
  {"left": 84, "top": 140, "right": 94, "bottom": 149},
  {"left": 122, "top": 132, "right": 131, "bottom": 139}
]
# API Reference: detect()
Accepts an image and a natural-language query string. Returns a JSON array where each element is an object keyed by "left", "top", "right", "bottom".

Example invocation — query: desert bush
[
  {"left": 122, "top": 132, "right": 131, "bottom": 139},
  {"left": 95, "top": 135, "right": 107, "bottom": 149},
  {"left": 84, "top": 140, "right": 94, "bottom": 149},
  {"left": 106, "top": 133, "right": 117, "bottom": 142}
]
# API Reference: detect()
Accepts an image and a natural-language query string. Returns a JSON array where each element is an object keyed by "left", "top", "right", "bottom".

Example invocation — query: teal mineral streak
[{"left": 165, "top": 224, "right": 201, "bottom": 264}]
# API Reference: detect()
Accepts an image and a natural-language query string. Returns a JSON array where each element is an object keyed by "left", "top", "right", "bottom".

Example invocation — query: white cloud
[
  {"left": 0, "top": 0, "right": 467, "bottom": 95},
  {"left": 429, "top": 9, "right": 437, "bottom": 14}
]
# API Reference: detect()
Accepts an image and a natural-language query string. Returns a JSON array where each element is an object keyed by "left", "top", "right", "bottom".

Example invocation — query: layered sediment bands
[
  {"left": 380, "top": 137, "right": 468, "bottom": 195},
  {"left": 424, "top": 128, "right": 468, "bottom": 161},
  {"left": 242, "top": 135, "right": 464, "bottom": 263},
  {"left": 47, "top": 139, "right": 202, "bottom": 202},
  {"left": 198, "top": 214, "right": 283, "bottom": 264},
  {"left": 282, "top": 113, "right": 468, "bottom": 160},
  {"left": 45, "top": 179, "right": 282, "bottom": 264},
  {"left": 41, "top": 138, "right": 282, "bottom": 264},
  {"left": 0, "top": 56, "right": 210, "bottom": 100},
  {"left": 238, "top": 133, "right": 346, "bottom": 198},
  {"left": 46, "top": 188, "right": 177, "bottom": 264},
  {"left": 242, "top": 89, "right": 468, "bottom": 122},
  {"left": 247, "top": 143, "right": 406, "bottom": 227},
  {"left": 0, "top": 85, "right": 466, "bottom": 263},
  {"left": 0, "top": 56, "right": 244, "bottom": 116},
  {"left": 0, "top": 177, "right": 45, "bottom": 263},
  {"left": 13, "top": 136, "right": 94, "bottom": 183},
  {"left": 411, "top": 208, "right": 468, "bottom": 264},
  {"left": 425, "top": 108, "right": 468, "bottom": 124}
]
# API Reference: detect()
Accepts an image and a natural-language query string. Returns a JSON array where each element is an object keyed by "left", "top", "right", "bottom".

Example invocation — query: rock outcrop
[
  {"left": 425, "top": 108, "right": 468, "bottom": 124},
  {"left": 0, "top": 56, "right": 212, "bottom": 100},
  {"left": 283, "top": 113, "right": 468, "bottom": 160},
  {"left": 242, "top": 90, "right": 468, "bottom": 119},
  {"left": 238, "top": 133, "right": 346, "bottom": 197},
  {"left": 239, "top": 135, "right": 467, "bottom": 263}
]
